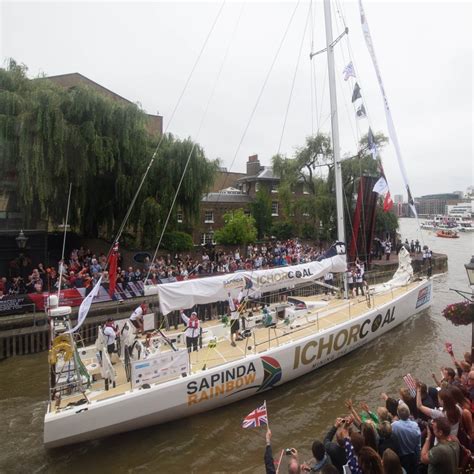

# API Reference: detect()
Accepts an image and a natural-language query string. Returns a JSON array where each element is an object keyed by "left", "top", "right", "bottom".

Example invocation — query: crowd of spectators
[
  {"left": 264, "top": 344, "right": 474, "bottom": 473},
  {"left": 0, "top": 240, "right": 336, "bottom": 298}
]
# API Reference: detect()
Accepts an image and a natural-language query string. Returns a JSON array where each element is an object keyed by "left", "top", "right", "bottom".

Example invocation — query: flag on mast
[
  {"left": 383, "top": 191, "right": 394, "bottom": 212},
  {"left": 356, "top": 104, "right": 367, "bottom": 120},
  {"left": 373, "top": 176, "right": 393, "bottom": 213},
  {"left": 367, "top": 127, "right": 377, "bottom": 159},
  {"left": 108, "top": 241, "right": 119, "bottom": 297},
  {"left": 242, "top": 402, "right": 268, "bottom": 428},
  {"left": 373, "top": 176, "right": 388, "bottom": 195},
  {"left": 343, "top": 62, "right": 356, "bottom": 81},
  {"left": 68, "top": 276, "right": 103, "bottom": 333},
  {"left": 351, "top": 82, "right": 362, "bottom": 102}
]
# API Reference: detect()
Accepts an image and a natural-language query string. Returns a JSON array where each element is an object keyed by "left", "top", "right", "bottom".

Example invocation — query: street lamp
[
  {"left": 465, "top": 256, "right": 474, "bottom": 288},
  {"left": 464, "top": 256, "right": 474, "bottom": 362},
  {"left": 15, "top": 230, "right": 28, "bottom": 249}
]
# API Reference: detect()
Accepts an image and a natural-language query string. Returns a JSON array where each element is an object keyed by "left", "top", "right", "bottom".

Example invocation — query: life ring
[{"left": 48, "top": 335, "right": 73, "bottom": 365}]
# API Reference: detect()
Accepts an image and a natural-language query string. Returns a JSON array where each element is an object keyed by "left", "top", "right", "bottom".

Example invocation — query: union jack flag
[{"left": 242, "top": 403, "right": 268, "bottom": 428}]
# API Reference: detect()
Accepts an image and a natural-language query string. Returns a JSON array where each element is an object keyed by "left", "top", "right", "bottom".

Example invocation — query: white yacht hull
[{"left": 44, "top": 278, "right": 432, "bottom": 448}]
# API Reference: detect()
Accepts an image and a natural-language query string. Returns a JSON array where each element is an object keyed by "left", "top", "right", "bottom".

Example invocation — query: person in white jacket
[{"left": 180, "top": 310, "right": 200, "bottom": 353}]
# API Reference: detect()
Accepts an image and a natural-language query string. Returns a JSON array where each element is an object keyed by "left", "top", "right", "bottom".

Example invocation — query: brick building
[{"left": 191, "top": 154, "right": 312, "bottom": 245}]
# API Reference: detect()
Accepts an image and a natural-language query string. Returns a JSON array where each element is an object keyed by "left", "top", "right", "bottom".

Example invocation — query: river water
[{"left": 0, "top": 218, "right": 473, "bottom": 473}]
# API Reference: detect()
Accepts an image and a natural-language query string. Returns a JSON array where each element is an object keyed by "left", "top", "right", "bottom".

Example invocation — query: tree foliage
[
  {"left": 271, "top": 221, "right": 295, "bottom": 240},
  {"left": 161, "top": 231, "right": 194, "bottom": 253},
  {"left": 215, "top": 210, "right": 257, "bottom": 246},
  {"left": 251, "top": 189, "right": 272, "bottom": 239},
  {"left": 0, "top": 60, "right": 218, "bottom": 241},
  {"left": 375, "top": 207, "right": 398, "bottom": 236},
  {"left": 272, "top": 131, "right": 392, "bottom": 242}
]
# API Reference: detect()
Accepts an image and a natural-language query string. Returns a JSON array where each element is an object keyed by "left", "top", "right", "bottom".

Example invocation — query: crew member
[
  {"left": 346, "top": 267, "right": 354, "bottom": 297},
  {"left": 355, "top": 268, "right": 364, "bottom": 296},
  {"left": 324, "top": 272, "right": 334, "bottom": 295},
  {"left": 228, "top": 292, "right": 242, "bottom": 347},
  {"left": 180, "top": 310, "right": 200, "bottom": 353},
  {"left": 103, "top": 318, "right": 119, "bottom": 355},
  {"left": 129, "top": 301, "right": 148, "bottom": 334}
]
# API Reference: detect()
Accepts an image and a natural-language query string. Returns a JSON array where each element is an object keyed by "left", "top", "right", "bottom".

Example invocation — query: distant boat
[{"left": 436, "top": 229, "right": 459, "bottom": 239}]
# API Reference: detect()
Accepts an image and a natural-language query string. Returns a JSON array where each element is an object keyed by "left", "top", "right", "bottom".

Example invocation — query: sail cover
[{"left": 155, "top": 253, "right": 347, "bottom": 315}]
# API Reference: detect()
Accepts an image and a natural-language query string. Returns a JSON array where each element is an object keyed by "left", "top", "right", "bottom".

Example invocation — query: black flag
[{"left": 352, "top": 82, "right": 361, "bottom": 102}]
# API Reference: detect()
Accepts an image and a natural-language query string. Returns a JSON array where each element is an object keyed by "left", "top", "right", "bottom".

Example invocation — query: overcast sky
[{"left": 1, "top": 0, "right": 472, "bottom": 198}]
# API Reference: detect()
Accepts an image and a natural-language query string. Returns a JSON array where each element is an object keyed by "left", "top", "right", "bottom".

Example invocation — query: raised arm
[
  {"left": 180, "top": 310, "right": 189, "bottom": 325},
  {"left": 416, "top": 386, "right": 434, "bottom": 419},
  {"left": 345, "top": 399, "right": 362, "bottom": 426}
]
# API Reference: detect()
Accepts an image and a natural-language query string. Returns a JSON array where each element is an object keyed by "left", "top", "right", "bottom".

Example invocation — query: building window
[
  {"left": 244, "top": 209, "right": 251, "bottom": 217},
  {"left": 242, "top": 183, "right": 247, "bottom": 193},
  {"left": 201, "top": 232, "right": 215, "bottom": 245},
  {"left": 204, "top": 211, "right": 214, "bottom": 223},
  {"left": 177, "top": 211, "right": 183, "bottom": 223},
  {"left": 271, "top": 202, "right": 279, "bottom": 216},
  {"left": 255, "top": 182, "right": 260, "bottom": 192},
  {"left": 271, "top": 183, "right": 278, "bottom": 193}
]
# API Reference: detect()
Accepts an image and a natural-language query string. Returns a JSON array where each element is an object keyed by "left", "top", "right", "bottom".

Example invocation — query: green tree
[
  {"left": 375, "top": 207, "right": 399, "bottom": 237},
  {"left": 162, "top": 231, "right": 194, "bottom": 253},
  {"left": 251, "top": 189, "right": 272, "bottom": 239},
  {"left": 215, "top": 210, "right": 257, "bottom": 246},
  {"left": 271, "top": 221, "right": 295, "bottom": 240},
  {"left": 273, "top": 133, "right": 333, "bottom": 238}
]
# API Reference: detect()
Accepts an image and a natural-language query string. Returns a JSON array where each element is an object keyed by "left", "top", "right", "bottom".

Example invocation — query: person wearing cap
[
  {"left": 103, "top": 318, "right": 119, "bottom": 355},
  {"left": 129, "top": 301, "right": 148, "bottom": 334},
  {"left": 180, "top": 309, "right": 200, "bottom": 353}
]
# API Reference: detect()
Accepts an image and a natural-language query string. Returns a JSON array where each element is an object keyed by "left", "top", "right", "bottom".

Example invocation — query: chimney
[{"left": 246, "top": 154, "right": 261, "bottom": 176}]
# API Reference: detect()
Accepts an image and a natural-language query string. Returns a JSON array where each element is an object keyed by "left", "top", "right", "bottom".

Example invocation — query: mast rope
[
  {"left": 215, "top": 0, "right": 301, "bottom": 196},
  {"left": 277, "top": 2, "right": 312, "bottom": 155},
  {"left": 108, "top": 1, "right": 227, "bottom": 258},
  {"left": 144, "top": 2, "right": 245, "bottom": 283}
]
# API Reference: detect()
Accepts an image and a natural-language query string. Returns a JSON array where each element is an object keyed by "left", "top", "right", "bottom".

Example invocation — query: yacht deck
[{"left": 52, "top": 282, "right": 418, "bottom": 411}]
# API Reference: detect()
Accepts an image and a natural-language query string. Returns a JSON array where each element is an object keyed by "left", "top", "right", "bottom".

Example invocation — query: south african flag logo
[{"left": 257, "top": 356, "right": 282, "bottom": 392}]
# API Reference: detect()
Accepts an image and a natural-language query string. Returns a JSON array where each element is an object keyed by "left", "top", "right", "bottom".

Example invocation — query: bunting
[
  {"left": 68, "top": 276, "right": 103, "bottom": 333},
  {"left": 356, "top": 104, "right": 367, "bottom": 119},
  {"left": 367, "top": 127, "right": 377, "bottom": 159},
  {"left": 373, "top": 175, "right": 393, "bottom": 213},
  {"left": 383, "top": 192, "right": 394, "bottom": 212},
  {"left": 343, "top": 62, "right": 356, "bottom": 81},
  {"left": 351, "top": 82, "right": 361, "bottom": 102}
]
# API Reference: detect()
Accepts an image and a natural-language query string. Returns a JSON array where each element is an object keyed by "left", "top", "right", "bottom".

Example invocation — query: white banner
[
  {"left": 68, "top": 276, "right": 103, "bottom": 333},
  {"left": 358, "top": 0, "right": 418, "bottom": 218},
  {"left": 156, "top": 254, "right": 347, "bottom": 315},
  {"left": 131, "top": 349, "right": 189, "bottom": 388}
]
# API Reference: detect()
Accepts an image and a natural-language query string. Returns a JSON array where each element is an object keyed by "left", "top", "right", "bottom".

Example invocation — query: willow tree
[
  {"left": 0, "top": 60, "right": 218, "bottom": 243},
  {"left": 0, "top": 60, "right": 150, "bottom": 235},
  {"left": 141, "top": 133, "right": 219, "bottom": 246}
]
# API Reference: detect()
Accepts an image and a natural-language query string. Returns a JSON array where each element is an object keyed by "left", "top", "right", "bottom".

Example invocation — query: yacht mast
[{"left": 323, "top": 0, "right": 348, "bottom": 298}]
